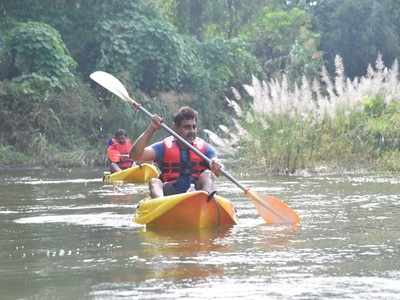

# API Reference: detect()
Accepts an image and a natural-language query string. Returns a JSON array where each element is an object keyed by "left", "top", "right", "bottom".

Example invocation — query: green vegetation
[
  {"left": 227, "top": 56, "right": 400, "bottom": 173},
  {"left": 6, "top": 22, "right": 76, "bottom": 87},
  {"left": 241, "top": 7, "right": 322, "bottom": 80},
  {"left": 0, "top": 0, "right": 400, "bottom": 173}
]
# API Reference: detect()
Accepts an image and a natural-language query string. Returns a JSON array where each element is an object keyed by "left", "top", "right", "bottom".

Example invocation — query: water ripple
[{"left": 14, "top": 212, "right": 139, "bottom": 228}]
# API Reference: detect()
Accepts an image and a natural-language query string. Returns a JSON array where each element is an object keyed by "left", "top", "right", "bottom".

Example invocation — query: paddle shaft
[{"left": 131, "top": 100, "right": 247, "bottom": 192}]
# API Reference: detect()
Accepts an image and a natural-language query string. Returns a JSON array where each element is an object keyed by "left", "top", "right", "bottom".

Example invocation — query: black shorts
[
  {"left": 162, "top": 179, "right": 199, "bottom": 196},
  {"left": 163, "top": 181, "right": 178, "bottom": 196}
]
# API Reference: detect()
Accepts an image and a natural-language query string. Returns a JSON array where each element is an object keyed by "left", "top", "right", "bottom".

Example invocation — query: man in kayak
[
  {"left": 107, "top": 129, "right": 134, "bottom": 173},
  {"left": 131, "top": 106, "right": 222, "bottom": 198}
]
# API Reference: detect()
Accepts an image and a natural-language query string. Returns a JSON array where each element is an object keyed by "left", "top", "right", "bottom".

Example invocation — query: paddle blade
[
  {"left": 90, "top": 71, "right": 131, "bottom": 103},
  {"left": 245, "top": 189, "right": 300, "bottom": 225}
]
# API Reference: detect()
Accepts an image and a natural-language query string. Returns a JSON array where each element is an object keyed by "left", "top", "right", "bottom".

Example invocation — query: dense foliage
[
  {"left": 241, "top": 7, "right": 322, "bottom": 80},
  {"left": 0, "top": 0, "right": 400, "bottom": 171},
  {"left": 312, "top": 0, "right": 400, "bottom": 78},
  {"left": 229, "top": 56, "right": 400, "bottom": 173},
  {"left": 5, "top": 22, "right": 76, "bottom": 86}
]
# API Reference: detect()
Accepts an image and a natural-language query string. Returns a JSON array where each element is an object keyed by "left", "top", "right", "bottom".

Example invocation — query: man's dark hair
[
  {"left": 114, "top": 128, "right": 127, "bottom": 138},
  {"left": 173, "top": 106, "right": 198, "bottom": 126}
]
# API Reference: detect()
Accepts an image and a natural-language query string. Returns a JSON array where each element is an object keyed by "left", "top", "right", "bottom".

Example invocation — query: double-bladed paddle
[{"left": 90, "top": 71, "right": 300, "bottom": 225}]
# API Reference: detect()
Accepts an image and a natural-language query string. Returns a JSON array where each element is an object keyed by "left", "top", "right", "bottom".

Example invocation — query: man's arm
[
  {"left": 107, "top": 146, "right": 120, "bottom": 163},
  {"left": 205, "top": 144, "right": 223, "bottom": 176},
  {"left": 130, "top": 115, "right": 162, "bottom": 161}
]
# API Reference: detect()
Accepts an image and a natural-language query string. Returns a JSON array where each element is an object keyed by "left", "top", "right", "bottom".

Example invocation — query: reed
[{"left": 223, "top": 54, "right": 400, "bottom": 174}]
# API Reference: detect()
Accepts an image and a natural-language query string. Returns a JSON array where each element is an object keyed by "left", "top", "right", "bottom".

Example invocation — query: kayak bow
[
  {"left": 103, "top": 163, "right": 160, "bottom": 184},
  {"left": 134, "top": 191, "right": 238, "bottom": 230}
]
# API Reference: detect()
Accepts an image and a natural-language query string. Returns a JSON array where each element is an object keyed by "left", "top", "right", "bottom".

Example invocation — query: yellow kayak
[
  {"left": 134, "top": 191, "right": 238, "bottom": 230},
  {"left": 103, "top": 163, "right": 160, "bottom": 184}
]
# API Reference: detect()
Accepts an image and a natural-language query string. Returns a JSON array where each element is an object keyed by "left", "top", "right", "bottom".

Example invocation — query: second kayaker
[
  {"left": 107, "top": 128, "right": 135, "bottom": 173},
  {"left": 131, "top": 106, "right": 222, "bottom": 198}
]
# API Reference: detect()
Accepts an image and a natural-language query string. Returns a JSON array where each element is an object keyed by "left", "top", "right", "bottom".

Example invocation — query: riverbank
[
  {"left": 2, "top": 151, "right": 398, "bottom": 178},
  {"left": 0, "top": 144, "right": 105, "bottom": 169}
]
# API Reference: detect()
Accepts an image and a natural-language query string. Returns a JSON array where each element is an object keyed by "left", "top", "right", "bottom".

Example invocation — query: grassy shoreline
[
  {"left": 221, "top": 55, "right": 400, "bottom": 174},
  {"left": 1, "top": 147, "right": 394, "bottom": 176}
]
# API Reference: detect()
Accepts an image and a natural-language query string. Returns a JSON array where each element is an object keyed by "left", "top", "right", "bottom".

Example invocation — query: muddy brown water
[{"left": 1, "top": 168, "right": 399, "bottom": 299}]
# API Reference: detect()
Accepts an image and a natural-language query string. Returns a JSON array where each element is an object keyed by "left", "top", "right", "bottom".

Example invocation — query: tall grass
[
  {"left": 29, "top": 132, "right": 104, "bottom": 167},
  {"left": 0, "top": 144, "right": 30, "bottom": 166},
  {"left": 222, "top": 54, "right": 400, "bottom": 174}
]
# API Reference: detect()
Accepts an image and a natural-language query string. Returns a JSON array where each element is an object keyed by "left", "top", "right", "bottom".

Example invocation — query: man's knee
[
  {"left": 150, "top": 177, "right": 162, "bottom": 184},
  {"left": 199, "top": 169, "right": 215, "bottom": 180},
  {"left": 149, "top": 178, "right": 162, "bottom": 188},
  {"left": 197, "top": 170, "right": 215, "bottom": 188},
  {"left": 110, "top": 162, "right": 121, "bottom": 173},
  {"left": 149, "top": 178, "right": 163, "bottom": 198}
]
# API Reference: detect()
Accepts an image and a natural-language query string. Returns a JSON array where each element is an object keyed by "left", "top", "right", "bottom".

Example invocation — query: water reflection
[
  {"left": 139, "top": 226, "right": 233, "bottom": 255},
  {"left": 141, "top": 227, "right": 232, "bottom": 280}
]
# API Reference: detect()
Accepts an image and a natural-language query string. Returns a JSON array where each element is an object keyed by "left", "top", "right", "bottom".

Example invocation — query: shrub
[
  {"left": 228, "top": 55, "right": 400, "bottom": 173},
  {"left": 96, "top": 12, "right": 194, "bottom": 92},
  {"left": 5, "top": 21, "right": 76, "bottom": 88}
]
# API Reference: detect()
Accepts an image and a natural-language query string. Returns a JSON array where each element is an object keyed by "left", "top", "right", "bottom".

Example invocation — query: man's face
[
  {"left": 116, "top": 136, "right": 127, "bottom": 144},
  {"left": 176, "top": 118, "right": 197, "bottom": 143}
]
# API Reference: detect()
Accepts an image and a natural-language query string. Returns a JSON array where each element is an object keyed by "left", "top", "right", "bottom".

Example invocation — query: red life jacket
[
  {"left": 107, "top": 138, "right": 133, "bottom": 170},
  {"left": 160, "top": 136, "right": 209, "bottom": 182}
]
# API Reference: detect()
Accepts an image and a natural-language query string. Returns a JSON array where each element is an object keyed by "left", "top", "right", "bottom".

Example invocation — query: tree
[
  {"left": 312, "top": 0, "right": 400, "bottom": 78},
  {"left": 150, "top": 0, "right": 278, "bottom": 40},
  {"left": 241, "top": 7, "right": 321, "bottom": 80},
  {"left": 5, "top": 21, "right": 76, "bottom": 87}
]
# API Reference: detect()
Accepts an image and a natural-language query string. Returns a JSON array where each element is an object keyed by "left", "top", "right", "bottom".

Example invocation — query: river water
[{"left": 1, "top": 168, "right": 399, "bottom": 299}]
